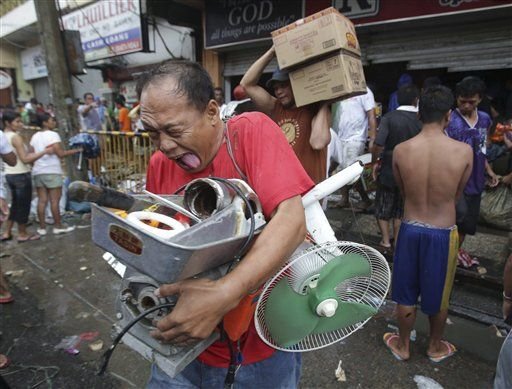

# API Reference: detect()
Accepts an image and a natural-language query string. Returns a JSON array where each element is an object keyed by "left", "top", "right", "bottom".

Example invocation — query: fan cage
[{"left": 255, "top": 241, "right": 391, "bottom": 352}]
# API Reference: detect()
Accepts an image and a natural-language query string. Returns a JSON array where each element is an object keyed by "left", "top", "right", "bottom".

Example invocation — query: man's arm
[
  {"left": 151, "top": 195, "right": 307, "bottom": 344},
  {"left": 485, "top": 159, "right": 499, "bottom": 187},
  {"left": 367, "top": 109, "right": 377, "bottom": 150},
  {"left": 310, "top": 102, "right": 331, "bottom": 150},
  {"left": 455, "top": 145, "right": 474, "bottom": 201},
  {"left": 240, "top": 47, "right": 277, "bottom": 116}
]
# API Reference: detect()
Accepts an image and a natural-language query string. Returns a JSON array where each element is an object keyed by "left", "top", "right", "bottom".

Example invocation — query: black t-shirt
[{"left": 376, "top": 109, "right": 422, "bottom": 188}]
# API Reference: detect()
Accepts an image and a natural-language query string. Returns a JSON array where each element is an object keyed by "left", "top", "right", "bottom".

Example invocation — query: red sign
[{"left": 306, "top": 0, "right": 509, "bottom": 24}]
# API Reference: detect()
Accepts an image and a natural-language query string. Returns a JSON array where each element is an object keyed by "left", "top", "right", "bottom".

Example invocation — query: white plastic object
[
  {"left": 316, "top": 299, "right": 338, "bottom": 317},
  {"left": 126, "top": 211, "right": 185, "bottom": 239}
]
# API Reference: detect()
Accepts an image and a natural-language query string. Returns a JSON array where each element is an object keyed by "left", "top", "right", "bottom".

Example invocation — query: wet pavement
[{"left": 0, "top": 208, "right": 508, "bottom": 388}]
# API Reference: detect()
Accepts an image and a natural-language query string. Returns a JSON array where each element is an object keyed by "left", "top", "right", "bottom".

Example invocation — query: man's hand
[
  {"left": 150, "top": 278, "right": 239, "bottom": 346},
  {"left": 501, "top": 173, "right": 512, "bottom": 186},
  {"left": 487, "top": 172, "right": 499, "bottom": 187},
  {"left": 371, "top": 163, "right": 380, "bottom": 182}
]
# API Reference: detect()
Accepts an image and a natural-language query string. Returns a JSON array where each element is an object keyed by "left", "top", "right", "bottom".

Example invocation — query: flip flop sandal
[
  {"left": 0, "top": 293, "right": 14, "bottom": 304},
  {"left": 0, "top": 235, "right": 12, "bottom": 242},
  {"left": 0, "top": 354, "right": 10, "bottom": 369},
  {"left": 428, "top": 341, "right": 457, "bottom": 363},
  {"left": 17, "top": 234, "right": 40, "bottom": 243},
  {"left": 383, "top": 332, "right": 408, "bottom": 361}
]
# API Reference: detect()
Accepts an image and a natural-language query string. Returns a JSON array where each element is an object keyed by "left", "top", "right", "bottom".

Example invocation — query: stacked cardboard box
[{"left": 271, "top": 7, "right": 367, "bottom": 107}]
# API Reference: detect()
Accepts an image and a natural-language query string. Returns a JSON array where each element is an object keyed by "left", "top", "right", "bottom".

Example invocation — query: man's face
[
  {"left": 273, "top": 81, "right": 295, "bottom": 108},
  {"left": 214, "top": 90, "right": 224, "bottom": 105},
  {"left": 140, "top": 78, "right": 223, "bottom": 173},
  {"left": 46, "top": 117, "right": 57, "bottom": 130},
  {"left": 85, "top": 95, "right": 95, "bottom": 105},
  {"left": 456, "top": 94, "right": 481, "bottom": 116}
]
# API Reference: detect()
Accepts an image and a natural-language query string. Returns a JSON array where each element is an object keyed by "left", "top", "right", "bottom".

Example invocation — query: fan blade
[
  {"left": 311, "top": 301, "right": 378, "bottom": 335},
  {"left": 265, "top": 277, "right": 319, "bottom": 347},
  {"left": 316, "top": 253, "right": 371, "bottom": 292}
]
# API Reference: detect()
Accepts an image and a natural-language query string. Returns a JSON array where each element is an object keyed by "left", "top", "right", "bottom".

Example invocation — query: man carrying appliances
[
  {"left": 139, "top": 59, "right": 314, "bottom": 387},
  {"left": 240, "top": 46, "right": 331, "bottom": 184}
]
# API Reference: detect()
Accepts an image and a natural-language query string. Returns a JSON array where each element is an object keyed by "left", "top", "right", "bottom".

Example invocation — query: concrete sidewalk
[{"left": 0, "top": 218, "right": 504, "bottom": 388}]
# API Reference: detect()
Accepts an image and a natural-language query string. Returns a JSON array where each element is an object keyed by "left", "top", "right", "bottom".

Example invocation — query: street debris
[
  {"left": 414, "top": 375, "right": 444, "bottom": 389},
  {"left": 55, "top": 335, "right": 81, "bottom": 355},
  {"left": 446, "top": 318, "right": 454, "bottom": 325},
  {"left": 477, "top": 266, "right": 487, "bottom": 275},
  {"left": 75, "top": 312, "right": 91, "bottom": 319},
  {"left": 335, "top": 360, "right": 346, "bottom": 382},
  {"left": 5, "top": 270, "right": 25, "bottom": 277},
  {"left": 89, "top": 339, "right": 104, "bottom": 351},
  {"left": 80, "top": 266, "right": 88, "bottom": 271}
]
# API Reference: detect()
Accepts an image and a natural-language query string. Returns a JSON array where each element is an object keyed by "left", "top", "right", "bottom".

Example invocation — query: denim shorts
[
  {"left": 6, "top": 172, "right": 32, "bottom": 224},
  {"left": 147, "top": 351, "right": 302, "bottom": 389},
  {"left": 33, "top": 174, "right": 63, "bottom": 189}
]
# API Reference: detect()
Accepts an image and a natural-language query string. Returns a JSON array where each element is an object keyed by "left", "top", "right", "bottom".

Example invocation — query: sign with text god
[{"left": 205, "top": 0, "right": 303, "bottom": 49}]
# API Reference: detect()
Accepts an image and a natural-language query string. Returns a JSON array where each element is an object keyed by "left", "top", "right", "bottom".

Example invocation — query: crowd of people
[{"left": 1, "top": 52, "right": 511, "bottom": 386}]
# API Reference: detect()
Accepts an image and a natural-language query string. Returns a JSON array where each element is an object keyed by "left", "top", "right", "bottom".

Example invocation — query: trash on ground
[
  {"left": 446, "top": 318, "right": 454, "bottom": 325},
  {"left": 335, "top": 360, "right": 346, "bottom": 382},
  {"left": 80, "top": 331, "right": 99, "bottom": 341},
  {"left": 410, "top": 329, "right": 417, "bottom": 341},
  {"left": 5, "top": 270, "right": 25, "bottom": 277},
  {"left": 75, "top": 312, "right": 90, "bottom": 319},
  {"left": 80, "top": 266, "right": 88, "bottom": 271},
  {"left": 89, "top": 340, "right": 104, "bottom": 351},
  {"left": 477, "top": 266, "right": 487, "bottom": 275},
  {"left": 55, "top": 335, "right": 81, "bottom": 355},
  {"left": 414, "top": 375, "right": 444, "bottom": 389}
]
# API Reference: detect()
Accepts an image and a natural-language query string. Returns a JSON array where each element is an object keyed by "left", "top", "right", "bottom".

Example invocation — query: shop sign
[
  {"left": 328, "top": 0, "right": 510, "bottom": 24},
  {"left": 205, "top": 0, "right": 303, "bottom": 49},
  {"left": 21, "top": 46, "right": 48, "bottom": 81},
  {"left": 0, "top": 70, "right": 12, "bottom": 89},
  {"left": 62, "top": 0, "right": 143, "bottom": 62}
]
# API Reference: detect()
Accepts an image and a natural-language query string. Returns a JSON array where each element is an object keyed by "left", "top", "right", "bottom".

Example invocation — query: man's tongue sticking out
[{"left": 178, "top": 152, "right": 201, "bottom": 170}]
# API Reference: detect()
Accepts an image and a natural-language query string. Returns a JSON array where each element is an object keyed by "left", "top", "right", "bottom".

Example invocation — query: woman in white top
[
  {"left": 1, "top": 111, "right": 52, "bottom": 242},
  {"left": 30, "top": 113, "right": 82, "bottom": 235}
]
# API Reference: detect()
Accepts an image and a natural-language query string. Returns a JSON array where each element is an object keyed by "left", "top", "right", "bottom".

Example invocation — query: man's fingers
[{"left": 155, "top": 282, "right": 181, "bottom": 298}]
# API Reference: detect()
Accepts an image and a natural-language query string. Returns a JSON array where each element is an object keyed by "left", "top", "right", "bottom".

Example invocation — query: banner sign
[
  {"left": 205, "top": 0, "right": 303, "bottom": 49},
  {"left": 21, "top": 45, "right": 48, "bottom": 81},
  {"left": 62, "top": 0, "right": 143, "bottom": 62}
]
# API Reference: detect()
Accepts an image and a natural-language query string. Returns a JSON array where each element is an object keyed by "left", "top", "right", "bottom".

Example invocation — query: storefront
[{"left": 203, "top": 0, "right": 511, "bottom": 109}]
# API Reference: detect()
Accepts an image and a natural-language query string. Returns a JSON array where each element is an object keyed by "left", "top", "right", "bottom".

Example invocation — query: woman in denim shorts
[
  {"left": 1, "top": 111, "right": 52, "bottom": 242},
  {"left": 30, "top": 113, "right": 82, "bottom": 235}
]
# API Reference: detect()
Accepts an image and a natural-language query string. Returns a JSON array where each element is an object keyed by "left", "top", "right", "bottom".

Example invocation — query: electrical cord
[{"left": 97, "top": 302, "right": 174, "bottom": 376}]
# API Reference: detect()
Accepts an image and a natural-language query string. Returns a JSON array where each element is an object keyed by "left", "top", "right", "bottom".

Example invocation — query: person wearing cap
[{"left": 240, "top": 46, "right": 331, "bottom": 184}]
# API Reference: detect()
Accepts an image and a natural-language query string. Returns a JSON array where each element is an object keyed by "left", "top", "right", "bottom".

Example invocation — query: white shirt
[
  {"left": 0, "top": 131, "right": 14, "bottom": 199},
  {"left": 334, "top": 87, "right": 376, "bottom": 142},
  {"left": 30, "top": 130, "right": 63, "bottom": 176}
]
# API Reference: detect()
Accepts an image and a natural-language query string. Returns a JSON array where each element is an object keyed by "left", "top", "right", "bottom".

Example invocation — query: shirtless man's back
[
  {"left": 384, "top": 86, "right": 472, "bottom": 363},
  {"left": 393, "top": 129, "right": 472, "bottom": 228}
]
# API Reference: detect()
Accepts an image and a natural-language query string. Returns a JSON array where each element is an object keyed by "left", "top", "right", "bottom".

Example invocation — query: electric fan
[{"left": 255, "top": 241, "right": 390, "bottom": 351}]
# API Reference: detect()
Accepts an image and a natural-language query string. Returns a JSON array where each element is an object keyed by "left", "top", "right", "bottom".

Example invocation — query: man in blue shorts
[{"left": 383, "top": 86, "right": 473, "bottom": 362}]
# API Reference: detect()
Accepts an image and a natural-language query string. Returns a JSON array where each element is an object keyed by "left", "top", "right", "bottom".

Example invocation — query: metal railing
[{"left": 81, "top": 130, "right": 154, "bottom": 192}]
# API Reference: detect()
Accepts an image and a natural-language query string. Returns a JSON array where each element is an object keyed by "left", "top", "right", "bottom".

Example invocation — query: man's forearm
[
  {"left": 219, "top": 195, "right": 307, "bottom": 304},
  {"left": 310, "top": 103, "right": 331, "bottom": 150},
  {"left": 240, "top": 47, "right": 275, "bottom": 88}
]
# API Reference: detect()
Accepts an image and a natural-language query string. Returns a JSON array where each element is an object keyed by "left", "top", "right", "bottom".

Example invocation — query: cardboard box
[
  {"left": 272, "top": 7, "right": 360, "bottom": 70},
  {"left": 289, "top": 51, "right": 367, "bottom": 107}
]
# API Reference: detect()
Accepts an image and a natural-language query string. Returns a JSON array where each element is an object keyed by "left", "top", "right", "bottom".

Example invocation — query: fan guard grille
[{"left": 255, "top": 241, "right": 390, "bottom": 352}]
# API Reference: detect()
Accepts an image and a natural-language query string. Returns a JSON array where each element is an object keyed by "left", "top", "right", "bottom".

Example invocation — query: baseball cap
[{"left": 266, "top": 69, "right": 290, "bottom": 88}]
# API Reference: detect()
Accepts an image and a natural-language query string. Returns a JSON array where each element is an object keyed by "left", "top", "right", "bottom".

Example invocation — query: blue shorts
[
  {"left": 147, "top": 350, "right": 301, "bottom": 388},
  {"left": 391, "top": 221, "right": 459, "bottom": 315}
]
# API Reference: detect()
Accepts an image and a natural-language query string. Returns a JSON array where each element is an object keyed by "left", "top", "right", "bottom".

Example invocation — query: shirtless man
[{"left": 383, "top": 86, "right": 473, "bottom": 362}]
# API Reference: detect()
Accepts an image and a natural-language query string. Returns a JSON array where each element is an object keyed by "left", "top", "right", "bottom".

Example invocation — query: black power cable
[{"left": 97, "top": 302, "right": 174, "bottom": 376}]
